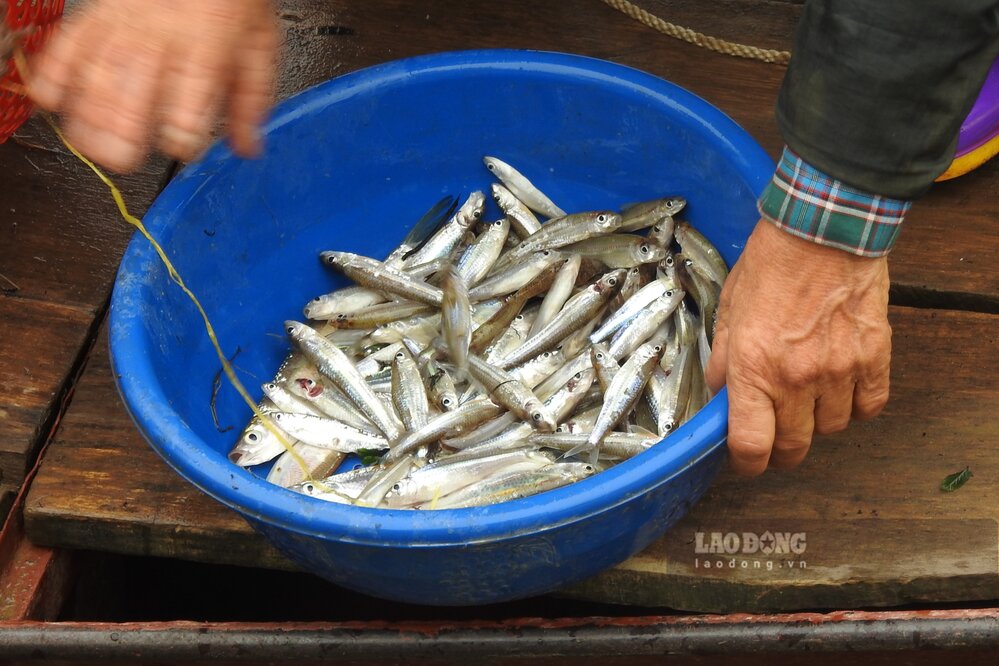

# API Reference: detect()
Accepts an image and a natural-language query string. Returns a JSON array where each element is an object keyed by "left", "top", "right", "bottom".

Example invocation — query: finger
[
  {"left": 226, "top": 19, "right": 279, "bottom": 157},
  {"left": 814, "top": 382, "right": 855, "bottom": 435},
  {"left": 725, "top": 377, "right": 776, "bottom": 476},
  {"left": 29, "top": 14, "right": 102, "bottom": 110},
  {"left": 769, "top": 393, "right": 815, "bottom": 469},
  {"left": 63, "top": 34, "right": 164, "bottom": 172},
  {"left": 59, "top": 27, "right": 121, "bottom": 166},
  {"left": 853, "top": 362, "right": 890, "bottom": 421},
  {"left": 159, "top": 42, "right": 230, "bottom": 162},
  {"left": 704, "top": 324, "right": 728, "bottom": 394}
]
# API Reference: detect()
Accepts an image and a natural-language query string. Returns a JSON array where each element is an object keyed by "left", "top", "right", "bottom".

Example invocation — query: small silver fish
[
  {"left": 441, "top": 265, "right": 472, "bottom": 373},
  {"left": 483, "top": 156, "right": 566, "bottom": 219},
  {"left": 491, "top": 183, "right": 542, "bottom": 237}
]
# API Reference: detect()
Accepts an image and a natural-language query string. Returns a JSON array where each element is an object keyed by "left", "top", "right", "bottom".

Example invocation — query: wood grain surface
[
  {"left": 24, "top": 306, "right": 999, "bottom": 612},
  {"left": 0, "top": 298, "right": 96, "bottom": 488},
  {"left": 7, "top": 0, "right": 999, "bottom": 615}
]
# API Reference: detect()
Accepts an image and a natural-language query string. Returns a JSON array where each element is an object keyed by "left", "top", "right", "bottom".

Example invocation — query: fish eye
[
  {"left": 542, "top": 352, "right": 551, "bottom": 358},
  {"left": 265, "top": 383, "right": 275, "bottom": 389},
  {"left": 395, "top": 351, "right": 405, "bottom": 359},
  {"left": 392, "top": 483, "right": 401, "bottom": 491},
  {"left": 664, "top": 423, "right": 673, "bottom": 432},
  {"left": 325, "top": 255, "right": 336, "bottom": 264},
  {"left": 640, "top": 245, "right": 650, "bottom": 254},
  {"left": 473, "top": 210, "right": 482, "bottom": 219},
  {"left": 532, "top": 412, "right": 543, "bottom": 422},
  {"left": 246, "top": 432, "right": 258, "bottom": 442},
  {"left": 665, "top": 290, "right": 673, "bottom": 297},
  {"left": 630, "top": 267, "right": 640, "bottom": 274},
  {"left": 653, "top": 345, "right": 663, "bottom": 352},
  {"left": 542, "top": 250, "right": 551, "bottom": 256},
  {"left": 285, "top": 325, "right": 296, "bottom": 334},
  {"left": 442, "top": 397, "right": 453, "bottom": 407},
  {"left": 311, "top": 297, "right": 322, "bottom": 303},
  {"left": 595, "top": 352, "right": 604, "bottom": 360},
  {"left": 335, "top": 313, "right": 347, "bottom": 321},
  {"left": 607, "top": 277, "right": 617, "bottom": 286},
  {"left": 666, "top": 256, "right": 675, "bottom": 266},
  {"left": 557, "top": 424, "right": 567, "bottom": 432},
  {"left": 487, "top": 162, "right": 495, "bottom": 171},
  {"left": 584, "top": 465, "right": 594, "bottom": 472},
  {"left": 304, "top": 484, "right": 315, "bottom": 493},
  {"left": 597, "top": 214, "right": 607, "bottom": 223},
  {"left": 573, "top": 372, "right": 582, "bottom": 379},
  {"left": 515, "top": 314, "right": 524, "bottom": 321}
]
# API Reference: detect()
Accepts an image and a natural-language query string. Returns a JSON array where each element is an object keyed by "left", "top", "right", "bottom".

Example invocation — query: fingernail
[
  {"left": 161, "top": 125, "right": 206, "bottom": 161},
  {"left": 68, "top": 121, "right": 140, "bottom": 172},
  {"left": 100, "top": 131, "right": 141, "bottom": 172}
]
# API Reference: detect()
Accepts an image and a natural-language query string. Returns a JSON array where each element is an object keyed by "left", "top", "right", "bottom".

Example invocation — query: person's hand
[
  {"left": 705, "top": 220, "right": 892, "bottom": 475},
  {"left": 28, "top": 0, "right": 279, "bottom": 172}
]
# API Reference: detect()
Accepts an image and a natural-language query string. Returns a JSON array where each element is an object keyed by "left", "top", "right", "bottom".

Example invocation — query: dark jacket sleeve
[{"left": 777, "top": 0, "right": 999, "bottom": 199}]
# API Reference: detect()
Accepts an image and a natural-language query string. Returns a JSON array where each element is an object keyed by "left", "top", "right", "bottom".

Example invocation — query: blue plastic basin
[{"left": 110, "top": 50, "right": 773, "bottom": 605}]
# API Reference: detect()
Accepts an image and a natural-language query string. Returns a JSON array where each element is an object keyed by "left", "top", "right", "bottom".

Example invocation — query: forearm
[{"left": 778, "top": 0, "right": 999, "bottom": 199}]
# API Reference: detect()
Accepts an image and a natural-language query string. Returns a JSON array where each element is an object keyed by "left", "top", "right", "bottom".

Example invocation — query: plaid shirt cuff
[{"left": 758, "top": 147, "right": 911, "bottom": 257}]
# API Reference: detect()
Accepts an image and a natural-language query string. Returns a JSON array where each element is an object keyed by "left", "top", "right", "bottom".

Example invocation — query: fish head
[
  {"left": 455, "top": 191, "right": 487, "bottom": 228},
  {"left": 525, "top": 399, "right": 557, "bottom": 432},
  {"left": 590, "top": 343, "right": 614, "bottom": 364},
  {"left": 593, "top": 211, "right": 623, "bottom": 232},
  {"left": 539, "top": 348, "right": 563, "bottom": 369},
  {"left": 664, "top": 197, "right": 687, "bottom": 215},
  {"left": 595, "top": 269, "right": 627, "bottom": 294},
  {"left": 482, "top": 156, "right": 508, "bottom": 177},
  {"left": 490, "top": 182, "right": 516, "bottom": 208},
  {"left": 320, "top": 251, "right": 346, "bottom": 267},
  {"left": 567, "top": 368, "right": 595, "bottom": 394},
  {"left": 635, "top": 342, "right": 667, "bottom": 365},
  {"left": 294, "top": 376, "right": 325, "bottom": 398},
  {"left": 302, "top": 294, "right": 330, "bottom": 319},
  {"left": 229, "top": 423, "right": 276, "bottom": 466},
  {"left": 283, "top": 320, "right": 309, "bottom": 338},
  {"left": 636, "top": 243, "right": 667, "bottom": 264}
]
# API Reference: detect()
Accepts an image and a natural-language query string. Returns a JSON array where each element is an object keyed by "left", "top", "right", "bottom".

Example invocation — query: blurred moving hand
[
  {"left": 29, "top": 0, "right": 279, "bottom": 172},
  {"left": 705, "top": 220, "right": 892, "bottom": 475}
]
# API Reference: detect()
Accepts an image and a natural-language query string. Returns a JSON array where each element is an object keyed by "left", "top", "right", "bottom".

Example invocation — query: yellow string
[
  {"left": 11, "top": 44, "right": 344, "bottom": 498},
  {"left": 42, "top": 116, "right": 330, "bottom": 488}
]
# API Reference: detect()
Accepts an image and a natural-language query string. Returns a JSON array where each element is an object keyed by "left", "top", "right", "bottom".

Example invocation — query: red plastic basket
[{"left": 1, "top": 0, "right": 64, "bottom": 142}]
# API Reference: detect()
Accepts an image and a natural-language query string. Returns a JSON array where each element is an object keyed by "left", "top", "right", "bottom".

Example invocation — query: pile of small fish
[{"left": 229, "top": 156, "right": 727, "bottom": 510}]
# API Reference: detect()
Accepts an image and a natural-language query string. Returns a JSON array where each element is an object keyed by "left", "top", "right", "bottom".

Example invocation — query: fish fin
[
  {"left": 402, "top": 195, "right": 460, "bottom": 260},
  {"left": 559, "top": 441, "right": 593, "bottom": 460}
]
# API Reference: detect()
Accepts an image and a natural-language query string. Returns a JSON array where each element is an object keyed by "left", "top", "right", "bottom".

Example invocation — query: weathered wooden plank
[
  {"left": 20, "top": 328, "right": 293, "bottom": 572},
  {"left": 0, "top": 114, "right": 172, "bottom": 312},
  {"left": 566, "top": 306, "right": 999, "bottom": 610},
  {"left": 0, "top": 298, "right": 95, "bottom": 488},
  {"left": 23, "top": 306, "right": 999, "bottom": 611}
]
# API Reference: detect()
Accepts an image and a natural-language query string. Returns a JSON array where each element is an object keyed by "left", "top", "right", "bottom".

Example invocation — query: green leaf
[
  {"left": 940, "top": 466, "right": 973, "bottom": 492},
  {"left": 356, "top": 448, "right": 387, "bottom": 467}
]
